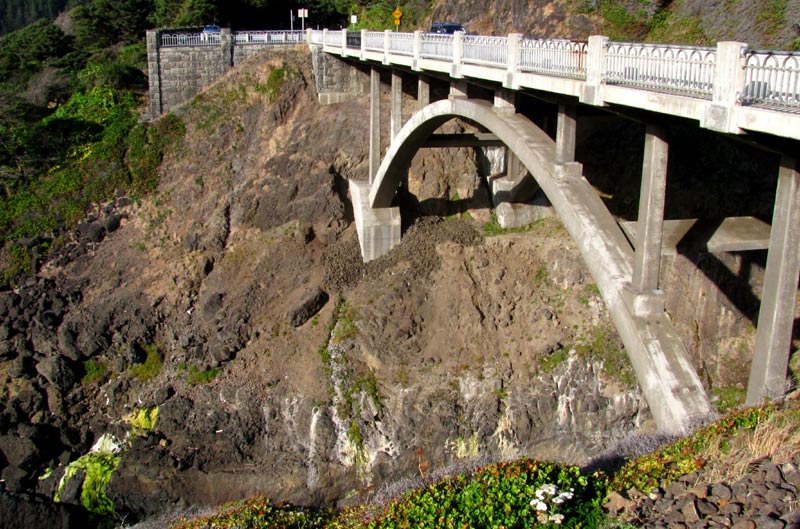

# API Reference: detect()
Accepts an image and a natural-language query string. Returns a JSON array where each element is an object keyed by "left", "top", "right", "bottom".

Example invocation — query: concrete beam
[
  {"left": 369, "top": 67, "right": 380, "bottom": 184},
  {"left": 747, "top": 155, "right": 800, "bottom": 404},
  {"left": 350, "top": 180, "right": 401, "bottom": 262},
  {"left": 619, "top": 216, "right": 772, "bottom": 255},
  {"left": 450, "top": 81, "right": 468, "bottom": 99},
  {"left": 423, "top": 133, "right": 503, "bottom": 148}
]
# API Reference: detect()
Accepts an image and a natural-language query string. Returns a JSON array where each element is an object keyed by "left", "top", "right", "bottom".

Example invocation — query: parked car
[
  {"left": 201, "top": 24, "right": 221, "bottom": 43},
  {"left": 430, "top": 22, "right": 466, "bottom": 34}
]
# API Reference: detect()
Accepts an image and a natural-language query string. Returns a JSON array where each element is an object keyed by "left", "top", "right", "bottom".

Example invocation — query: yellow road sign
[{"left": 392, "top": 8, "right": 402, "bottom": 18}]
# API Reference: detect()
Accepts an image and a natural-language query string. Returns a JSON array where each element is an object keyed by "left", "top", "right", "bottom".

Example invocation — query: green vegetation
[
  {"left": 130, "top": 343, "right": 163, "bottom": 381},
  {"left": 55, "top": 451, "right": 121, "bottom": 529},
  {"left": 540, "top": 349, "right": 569, "bottom": 372},
  {"left": 81, "top": 358, "right": 107, "bottom": 385},
  {"left": 484, "top": 213, "right": 546, "bottom": 236},
  {"left": 187, "top": 365, "right": 221, "bottom": 384},
  {"left": 332, "top": 298, "right": 359, "bottom": 343},
  {"left": 170, "top": 496, "right": 330, "bottom": 529},
  {"left": 125, "top": 406, "right": 159, "bottom": 433},
  {"left": 573, "top": 324, "right": 634, "bottom": 388},
  {"left": 710, "top": 386, "right": 746, "bottom": 413}
]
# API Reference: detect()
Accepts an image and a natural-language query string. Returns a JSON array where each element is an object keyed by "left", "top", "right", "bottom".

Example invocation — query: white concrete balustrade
[{"left": 311, "top": 28, "right": 800, "bottom": 140}]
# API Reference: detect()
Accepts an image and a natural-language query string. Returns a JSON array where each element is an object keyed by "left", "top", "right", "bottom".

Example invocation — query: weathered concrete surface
[
  {"left": 350, "top": 180, "right": 400, "bottom": 262},
  {"left": 366, "top": 97, "right": 713, "bottom": 432}
]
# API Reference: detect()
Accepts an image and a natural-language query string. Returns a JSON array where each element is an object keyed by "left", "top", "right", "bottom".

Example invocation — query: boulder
[{"left": 287, "top": 287, "right": 329, "bottom": 327}]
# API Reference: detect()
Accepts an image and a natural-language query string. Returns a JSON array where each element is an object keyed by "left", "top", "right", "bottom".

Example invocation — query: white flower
[
  {"left": 549, "top": 513, "right": 565, "bottom": 524},
  {"left": 529, "top": 499, "right": 548, "bottom": 511}
]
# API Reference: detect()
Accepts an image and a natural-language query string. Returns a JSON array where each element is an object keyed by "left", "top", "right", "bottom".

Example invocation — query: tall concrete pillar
[
  {"left": 391, "top": 70, "right": 402, "bottom": 140},
  {"left": 556, "top": 104, "right": 577, "bottom": 164},
  {"left": 146, "top": 30, "right": 162, "bottom": 118},
  {"left": 632, "top": 124, "right": 668, "bottom": 294},
  {"left": 747, "top": 155, "right": 800, "bottom": 404},
  {"left": 418, "top": 75, "right": 430, "bottom": 109},
  {"left": 221, "top": 28, "right": 233, "bottom": 70},
  {"left": 369, "top": 67, "right": 381, "bottom": 184}
]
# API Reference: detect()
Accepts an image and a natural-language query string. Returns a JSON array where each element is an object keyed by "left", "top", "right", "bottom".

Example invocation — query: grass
[
  {"left": 125, "top": 406, "right": 159, "bottom": 433},
  {"left": 130, "top": 343, "right": 163, "bottom": 382},
  {"left": 81, "top": 359, "right": 108, "bottom": 385},
  {"left": 187, "top": 365, "right": 221, "bottom": 384}
]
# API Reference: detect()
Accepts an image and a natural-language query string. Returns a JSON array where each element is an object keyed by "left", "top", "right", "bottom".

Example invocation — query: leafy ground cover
[{"left": 161, "top": 399, "right": 800, "bottom": 529}]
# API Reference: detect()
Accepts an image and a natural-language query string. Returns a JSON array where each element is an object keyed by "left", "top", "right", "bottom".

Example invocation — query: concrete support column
[
  {"left": 369, "top": 67, "right": 381, "bottom": 184},
  {"left": 391, "top": 70, "right": 402, "bottom": 140},
  {"left": 146, "top": 30, "right": 162, "bottom": 118},
  {"left": 632, "top": 124, "right": 669, "bottom": 294},
  {"left": 555, "top": 104, "right": 577, "bottom": 164},
  {"left": 581, "top": 35, "right": 608, "bottom": 106},
  {"left": 493, "top": 89, "right": 516, "bottom": 115},
  {"left": 703, "top": 41, "right": 747, "bottom": 134},
  {"left": 418, "top": 75, "right": 430, "bottom": 109},
  {"left": 505, "top": 33, "right": 521, "bottom": 89},
  {"left": 747, "top": 155, "right": 800, "bottom": 404},
  {"left": 450, "top": 80, "right": 468, "bottom": 99}
]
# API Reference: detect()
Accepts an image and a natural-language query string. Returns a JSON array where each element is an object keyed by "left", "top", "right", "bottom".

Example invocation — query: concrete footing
[
  {"left": 495, "top": 193, "right": 553, "bottom": 229},
  {"left": 350, "top": 180, "right": 401, "bottom": 262}
]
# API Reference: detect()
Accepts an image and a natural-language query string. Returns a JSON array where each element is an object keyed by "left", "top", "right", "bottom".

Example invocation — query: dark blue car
[{"left": 430, "top": 22, "right": 466, "bottom": 34}]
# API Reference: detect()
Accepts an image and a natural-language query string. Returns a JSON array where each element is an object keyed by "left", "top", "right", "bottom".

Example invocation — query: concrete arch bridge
[{"left": 308, "top": 30, "right": 800, "bottom": 433}]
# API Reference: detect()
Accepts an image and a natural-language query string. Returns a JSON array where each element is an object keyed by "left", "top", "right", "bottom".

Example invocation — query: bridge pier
[
  {"left": 391, "top": 70, "right": 403, "bottom": 139},
  {"left": 418, "top": 75, "right": 430, "bottom": 109},
  {"left": 624, "top": 124, "right": 668, "bottom": 317},
  {"left": 369, "top": 67, "right": 381, "bottom": 183},
  {"left": 747, "top": 155, "right": 800, "bottom": 404}
]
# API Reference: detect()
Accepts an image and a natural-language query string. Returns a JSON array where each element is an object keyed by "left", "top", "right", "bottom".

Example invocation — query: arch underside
[{"left": 362, "top": 97, "right": 712, "bottom": 432}]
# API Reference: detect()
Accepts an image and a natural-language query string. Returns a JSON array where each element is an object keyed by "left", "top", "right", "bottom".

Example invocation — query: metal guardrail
[
  {"left": 742, "top": 50, "right": 800, "bottom": 111},
  {"left": 520, "top": 39, "right": 587, "bottom": 79},
  {"left": 462, "top": 35, "right": 508, "bottom": 67},
  {"left": 160, "top": 32, "right": 220, "bottom": 47},
  {"left": 605, "top": 42, "right": 716, "bottom": 98},
  {"left": 346, "top": 31, "right": 361, "bottom": 50}
]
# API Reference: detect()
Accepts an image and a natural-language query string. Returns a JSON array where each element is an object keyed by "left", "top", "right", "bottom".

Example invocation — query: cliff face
[{"left": 429, "top": 0, "right": 800, "bottom": 49}]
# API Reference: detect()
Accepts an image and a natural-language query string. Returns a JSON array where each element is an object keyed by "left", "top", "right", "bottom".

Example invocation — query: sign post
[
  {"left": 392, "top": 7, "right": 402, "bottom": 31},
  {"left": 298, "top": 8, "right": 308, "bottom": 31}
]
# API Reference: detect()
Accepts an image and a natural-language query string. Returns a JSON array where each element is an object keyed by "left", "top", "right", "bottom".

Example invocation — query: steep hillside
[
  {"left": 430, "top": 0, "right": 800, "bottom": 49},
  {"left": 0, "top": 47, "right": 652, "bottom": 526}
]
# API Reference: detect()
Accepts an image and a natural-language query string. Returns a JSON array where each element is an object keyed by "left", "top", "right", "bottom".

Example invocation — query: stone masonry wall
[
  {"left": 147, "top": 29, "right": 306, "bottom": 117},
  {"left": 310, "top": 45, "right": 369, "bottom": 105}
]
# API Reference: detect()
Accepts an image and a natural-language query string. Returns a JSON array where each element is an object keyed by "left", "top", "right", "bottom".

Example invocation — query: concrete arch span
[{"left": 354, "top": 97, "right": 712, "bottom": 432}]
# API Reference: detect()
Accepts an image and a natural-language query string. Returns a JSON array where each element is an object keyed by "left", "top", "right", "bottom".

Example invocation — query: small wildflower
[{"left": 549, "top": 513, "right": 565, "bottom": 524}]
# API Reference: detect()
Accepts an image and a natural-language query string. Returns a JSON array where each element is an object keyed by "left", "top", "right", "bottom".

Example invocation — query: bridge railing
[
  {"left": 323, "top": 29, "right": 342, "bottom": 48},
  {"left": 462, "top": 35, "right": 508, "bottom": 67},
  {"left": 389, "top": 32, "right": 415, "bottom": 56},
  {"left": 519, "top": 38, "right": 587, "bottom": 79},
  {"left": 420, "top": 33, "right": 454, "bottom": 61},
  {"left": 364, "top": 31, "right": 384, "bottom": 52},
  {"left": 232, "top": 30, "right": 304, "bottom": 45},
  {"left": 605, "top": 42, "right": 716, "bottom": 98},
  {"left": 742, "top": 50, "right": 800, "bottom": 111},
  {"left": 160, "top": 31, "right": 220, "bottom": 47}
]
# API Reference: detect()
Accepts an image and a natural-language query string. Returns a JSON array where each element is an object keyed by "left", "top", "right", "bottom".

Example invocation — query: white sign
[
  {"left": 298, "top": 8, "right": 308, "bottom": 18},
  {"left": 351, "top": 14, "right": 357, "bottom": 24}
]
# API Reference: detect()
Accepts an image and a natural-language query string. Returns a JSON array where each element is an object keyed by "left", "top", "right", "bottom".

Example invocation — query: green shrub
[
  {"left": 126, "top": 406, "right": 159, "bottom": 433},
  {"left": 169, "top": 495, "right": 330, "bottom": 529},
  {"left": 365, "top": 459, "right": 607, "bottom": 529},
  {"left": 187, "top": 365, "right": 220, "bottom": 384}
]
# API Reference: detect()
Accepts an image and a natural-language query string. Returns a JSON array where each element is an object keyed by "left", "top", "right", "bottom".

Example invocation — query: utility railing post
[
  {"left": 369, "top": 67, "right": 381, "bottom": 184},
  {"left": 341, "top": 28, "right": 347, "bottom": 56},
  {"left": 581, "top": 35, "right": 608, "bottom": 106},
  {"left": 322, "top": 29, "right": 328, "bottom": 51},
  {"left": 391, "top": 70, "right": 402, "bottom": 140},
  {"left": 452, "top": 31, "right": 464, "bottom": 78},
  {"left": 383, "top": 30, "right": 391, "bottom": 64},
  {"left": 412, "top": 30, "right": 422, "bottom": 71},
  {"left": 703, "top": 41, "right": 747, "bottom": 134},
  {"left": 505, "top": 33, "right": 522, "bottom": 89},
  {"left": 360, "top": 29, "right": 367, "bottom": 60},
  {"left": 747, "top": 155, "right": 800, "bottom": 404}
]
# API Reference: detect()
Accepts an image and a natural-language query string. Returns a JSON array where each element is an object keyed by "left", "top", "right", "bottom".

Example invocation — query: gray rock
[
  {"left": 35, "top": 356, "right": 77, "bottom": 393},
  {"left": 287, "top": 287, "right": 329, "bottom": 327},
  {"left": 711, "top": 483, "right": 733, "bottom": 501}
]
